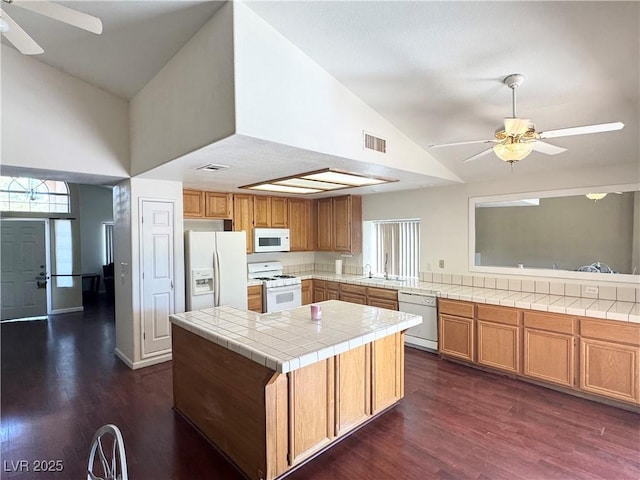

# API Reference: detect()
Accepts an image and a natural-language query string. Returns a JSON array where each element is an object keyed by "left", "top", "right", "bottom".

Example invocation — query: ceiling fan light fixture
[
  {"left": 492, "top": 141, "right": 534, "bottom": 164},
  {"left": 586, "top": 193, "right": 608, "bottom": 201}
]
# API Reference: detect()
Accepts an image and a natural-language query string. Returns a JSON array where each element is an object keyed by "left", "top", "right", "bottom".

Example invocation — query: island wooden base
[{"left": 172, "top": 325, "right": 405, "bottom": 480}]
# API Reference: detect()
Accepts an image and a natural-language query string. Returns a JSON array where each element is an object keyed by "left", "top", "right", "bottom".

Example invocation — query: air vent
[
  {"left": 363, "top": 131, "right": 386, "bottom": 153},
  {"left": 196, "top": 163, "right": 229, "bottom": 172}
]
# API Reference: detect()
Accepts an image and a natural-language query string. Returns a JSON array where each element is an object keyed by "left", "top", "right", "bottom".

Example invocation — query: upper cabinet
[
  {"left": 289, "top": 198, "right": 316, "bottom": 251},
  {"left": 204, "top": 192, "right": 232, "bottom": 219},
  {"left": 233, "top": 194, "right": 254, "bottom": 253},
  {"left": 254, "top": 196, "right": 289, "bottom": 228},
  {"left": 183, "top": 189, "right": 205, "bottom": 218},
  {"left": 317, "top": 195, "right": 362, "bottom": 253}
]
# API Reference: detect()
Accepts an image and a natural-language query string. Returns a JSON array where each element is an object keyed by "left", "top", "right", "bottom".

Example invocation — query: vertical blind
[{"left": 373, "top": 220, "right": 420, "bottom": 279}]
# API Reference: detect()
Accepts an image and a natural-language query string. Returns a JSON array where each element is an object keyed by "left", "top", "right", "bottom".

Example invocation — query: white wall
[
  {"left": 1, "top": 46, "right": 129, "bottom": 179},
  {"left": 363, "top": 163, "right": 640, "bottom": 284},
  {"left": 78, "top": 185, "right": 114, "bottom": 289},
  {"left": 114, "top": 178, "right": 185, "bottom": 369},
  {"left": 130, "top": 2, "right": 236, "bottom": 176},
  {"left": 233, "top": 2, "right": 460, "bottom": 183}
]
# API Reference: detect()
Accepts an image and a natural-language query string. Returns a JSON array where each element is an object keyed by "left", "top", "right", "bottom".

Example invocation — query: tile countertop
[
  {"left": 170, "top": 300, "right": 422, "bottom": 374},
  {"left": 298, "top": 273, "right": 640, "bottom": 324}
]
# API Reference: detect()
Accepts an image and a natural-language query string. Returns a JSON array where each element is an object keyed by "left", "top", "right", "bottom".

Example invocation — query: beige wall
[
  {"left": 363, "top": 162, "right": 640, "bottom": 283},
  {"left": 475, "top": 193, "right": 635, "bottom": 273}
]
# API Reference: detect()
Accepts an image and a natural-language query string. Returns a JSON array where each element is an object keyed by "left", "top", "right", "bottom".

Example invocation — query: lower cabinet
[
  {"left": 247, "top": 285, "right": 263, "bottom": 313},
  {"left": 313, "top": 280, "right": 326, "bottom": 303},
  {"left": 579, "top": 318, "right": 640, "bottom": 404},
  {"left": 371, "top": 332, "right": 404, "bottom": 413},
  {"left": 440, "top": 314, "right": 475, "bottom": 362},
  {"left": 339, "top": 284, "right": 367, "bottom": 305},
  {"left": 326, "top": 281, "right": 340, "bottom": 300},
  {"left": 476, "top": 304, "right": 520, "bottom": 373},
  {"left": 366, "top": 287, "right": 398, "bottom": 310},
  {"left": 334, "top": 345, "right": 370, "bottom": 436},
  {"left": 523, "top": 311, "right": 575, "bottom": 387},
  {"left": 301, "top": 279, "right": 313, "bottom": 306}
]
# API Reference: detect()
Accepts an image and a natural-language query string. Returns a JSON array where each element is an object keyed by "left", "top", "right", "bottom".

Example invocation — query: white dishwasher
[{"left": 398, "top": 291, "right": 438, "bottom": 352}]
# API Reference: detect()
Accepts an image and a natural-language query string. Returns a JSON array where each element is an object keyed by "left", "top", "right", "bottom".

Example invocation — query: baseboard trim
[
  {"left": 114, "top": 348, "right": 172, "bottom": 370},
  {"left": 50, "top": 306, "right": 84, "bottom": 315}
]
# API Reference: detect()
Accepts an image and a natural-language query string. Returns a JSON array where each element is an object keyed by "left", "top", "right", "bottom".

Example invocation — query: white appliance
[
  {"left": 248, "top": 261, "right": 301, "bottom": 313},
  {"left": 398, "top": 291, "right": 438, "bottom": 352},
  {"left": 185, "top": 230, "right": 248, "bottom": 311},
  {"left": 253, "top": 228, "right": 290, "bottom": 253}
]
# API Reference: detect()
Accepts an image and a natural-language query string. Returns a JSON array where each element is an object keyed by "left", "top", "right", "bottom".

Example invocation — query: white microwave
[{"left": 254, "top": 228, "right": 290, "bottom": 253}]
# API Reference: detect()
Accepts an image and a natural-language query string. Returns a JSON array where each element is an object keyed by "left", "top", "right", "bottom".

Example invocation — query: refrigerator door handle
[{"left": 213, "top": 251, "right": 221, "bottom": 307}]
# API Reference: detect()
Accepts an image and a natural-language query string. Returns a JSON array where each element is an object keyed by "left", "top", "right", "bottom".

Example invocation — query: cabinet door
[
  {"left": 523, "top": 328, "right": 574, "bottom": 387},
  {"left": 301, "top": 280, "right": 313, "bottom": 306},
  {"left": 367, "top": 298, "right": 398, "bottom": 310},
  {"left": 371, "top": 333, "right": 403, "bottom": 414},
  {"left": 313, "top": 286, "right": 326, "bottom": 303},
  {"left": 439, "top": 314, "right": 474, "bottom": 362},
  {"left": 580, "top": 338, "right": 639, "bottom": 404},
  {"left": 306, "top": 199, "right": 317, "bottom": 251},
  {"left": 183, "top": 189, "right": 204, "bottom": 218},
  {"left": 340, "top": 293, "right": 367, "bottom": 305},
  {"left": 332, "top": 196, "right": 352, "bottom": 252},
  {"left": 233, "top": 195, "right": 254, "bottom": 253},
  {"left": 204, "top": 192, "right": 232, "bottom": 219},
  {"left": 316, "top": 198, "right": 333, "bottom": 251},
  {"left": 247, "top": 285, "right": 263, "bottom": 313},
  {"left": 288, "top": 198, "right": 307, "bottom": 251},
  {"left": 253, "top": 196, "right": 271, "bottom": 228},
  {"left": 477, "top": 321, "right": 520, "bottom": 373},
  {"left": 288, "top": 358, "right": 335, "bottom": 465},
  {"left": 270, "top": 197, "right": 288, "bottom": 228},
  {"left": 326, "top": 282, "right": 340, "bottom": 301},
  {"left": 335, "top": 345, "right": 370, "bottom": 436}
]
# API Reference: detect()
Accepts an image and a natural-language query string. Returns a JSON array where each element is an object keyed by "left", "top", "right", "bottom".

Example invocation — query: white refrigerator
[{"left": 185, "top": 230, "right": 248, "bottom": 311}]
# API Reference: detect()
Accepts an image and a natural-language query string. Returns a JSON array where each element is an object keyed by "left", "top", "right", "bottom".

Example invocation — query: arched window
[{"left": 0, "top": 176, "right": 70, "bottom": 213}]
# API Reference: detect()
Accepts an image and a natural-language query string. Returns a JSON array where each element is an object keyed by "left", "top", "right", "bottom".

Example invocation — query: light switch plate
[{"left": 439, "top": 259, "right": 445, "bottom": 268}]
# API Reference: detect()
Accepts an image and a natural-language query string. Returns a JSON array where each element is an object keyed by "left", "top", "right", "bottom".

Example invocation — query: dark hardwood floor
[{"left": 1, "top": 297, "right": 639, "bottom": 479}]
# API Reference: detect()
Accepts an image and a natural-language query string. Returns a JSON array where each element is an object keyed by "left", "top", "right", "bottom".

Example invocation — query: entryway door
[
  {"left": 140, "top": 200, "right": 175, "bottom": 357},
  {"left": 1, "top": 221, "right": 47, "bottom": 320}
]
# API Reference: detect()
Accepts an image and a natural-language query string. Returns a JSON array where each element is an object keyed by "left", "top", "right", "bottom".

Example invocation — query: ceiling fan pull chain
[{"left": 512, "top": 86, "right": 517, "bottom": 118}]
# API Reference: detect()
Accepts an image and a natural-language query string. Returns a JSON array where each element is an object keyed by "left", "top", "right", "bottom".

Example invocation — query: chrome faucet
[{"left": 384, "top": 253, "right": 389, "bottom": 280}]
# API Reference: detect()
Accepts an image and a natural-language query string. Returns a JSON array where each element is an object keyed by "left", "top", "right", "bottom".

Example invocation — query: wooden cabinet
[
  {"left": 335, "top": 345, "right": 370, "bottom": 436},
  {"left": 254, "top": 196, "right": 289, "bottom": 229},
  {"left": 313, "top": 280, "right": 326, "bottom": 303},
  {"left": 247, "top": 285, "right": 263, "bottom": 313},
  {"left": 339, "top": 284, "right": 367, "bottom": 305},
  {"left": 253, "top": 196, "right": 271, "bottom": 228},
  {"left": 371, "top": 332, "right": 404, "bottom": 414},
  {"left": 183, "top": 189, "right": 204, "bottom": 218},
  {"left": 579, "top": 318, "right": 639, "bottom": 405},
  {"left": 476, "top": 305, "right": 521, "bottom": 374},
  {"left": 204, "top": 192, "right": 232, "bottom": 219},
  {"left": 233, "top": 194, "right": 254, "bottom": 253},
  {"left": 523, "top": 311, "right": 576, "bottom": 388},
  {"left": 288, "top": 198, "right": 315, "bottom": 251},
  {"left": 366, "top": 287, "right": 398, "bottom": 310},
  {"left": 438, "top": 299, "right": 475, "bottom": 362},
  {"left": 326, "top": 281, "right": 340, "bottom": 300},
  {"left": 316, "top": 195, "right": 362, "bottom": 253},
  {"left": 288, "top": 358, "right": 335, "bottom": 465},
  {"left": 301, "top": 280, "right": 313, "bottom": 306}
]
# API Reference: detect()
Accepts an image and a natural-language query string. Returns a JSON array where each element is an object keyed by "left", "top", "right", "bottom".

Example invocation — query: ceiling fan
[
  {"left": 0, "top": 0, "right": 102, "bottom": 55},
  {"left": 429, "top": 73, "right": 624, "bottom": 165}
]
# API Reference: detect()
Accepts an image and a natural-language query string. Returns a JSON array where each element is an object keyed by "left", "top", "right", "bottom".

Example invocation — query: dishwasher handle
[{"left": 398, "top": 291, "right": 437, "bottom": 307}]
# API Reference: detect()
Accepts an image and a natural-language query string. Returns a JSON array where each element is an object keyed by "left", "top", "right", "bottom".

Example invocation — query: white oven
[
  {"left": 254, "top": 228, "right": 290, "bottom": 253},
  {"left": 265, "top": 283, "right": 301, "bottom": 313}
]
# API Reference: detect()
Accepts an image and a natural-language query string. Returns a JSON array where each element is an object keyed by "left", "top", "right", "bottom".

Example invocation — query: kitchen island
[{"left": 170, "top": 300, "right": 421, "bottom": 480}]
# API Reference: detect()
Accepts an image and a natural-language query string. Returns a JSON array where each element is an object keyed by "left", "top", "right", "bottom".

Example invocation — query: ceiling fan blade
[
  {"left": 531, "top": 141, "right": 567, "bottom": 155},
  {"left": 1, "top": 10, "right": 43, "bottom": 55},
  {"left": 463, "top": 148, "right": 494, "bottom": 163},
  {"left": 13, "top": 1, "right": 103, "bottom": 34},
  {"left": 539, "top": 122, "right": 624, "bottom": 139},
  {"left": 504, "top": 117, "right": 531, "bottom": 135},
  {"left": 429, "top": 139, "right": 495, "bottom": 148}
]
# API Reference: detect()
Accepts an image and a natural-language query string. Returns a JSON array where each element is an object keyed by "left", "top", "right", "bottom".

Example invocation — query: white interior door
[
  {"left": 141, "top": 200, "right": 174, "bottom": 357},
  {"left": 1, "top": 221, "right": 47, "bottom": 320}
]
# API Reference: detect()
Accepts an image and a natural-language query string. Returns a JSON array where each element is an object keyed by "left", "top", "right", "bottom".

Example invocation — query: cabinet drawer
[
  {"left": 314, "top": 280, "right": 326, "bottom": 289},
  {"left": 326, "top": 281, "right": 340, "bottom": 292},
  {"left": 580, "top": 318, "right": 640, "bottom": 347},
  {"left": 340, "top": 284, "right": 367, "bottom": 296},
  {"left": 523, "top": 311, "right": 575, "bottom": 335},
  {"left": 477, "top": 304, "right": 520, "bottom": 326},
  {"left": 438, "top": 299, "right": 474, "bottom": 319},
  {"left": 366, "top": 287, "right": 397, "bottom": 302}
]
